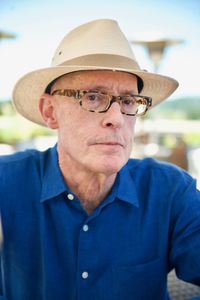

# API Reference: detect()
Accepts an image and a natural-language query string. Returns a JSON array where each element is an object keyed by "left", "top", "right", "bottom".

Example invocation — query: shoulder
[
  {"left": 0, "top": 148, "right": 40, "bottom": 164},
  {"left": 124, "top": 158, "right": 200, "bottom": 221},
  {"left": 0, "top": 146, "right": 58, "bottom": 208},
  {"left": 127, "top": 157, "right": 192, "bottom": 181},
  {"left": 0, "top": 147, "right": 53, "bottom": 181},
  {"left": 0, "top": 147, "right": 42, "bottom": 167},
  {"left": 126, "top": 157, "right": 197, "bottom": 197}
]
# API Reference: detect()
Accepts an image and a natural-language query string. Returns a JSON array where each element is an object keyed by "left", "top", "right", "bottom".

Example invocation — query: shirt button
[
  {"left": 83, "top": 224, "right": 89, "bottom": 232},
  {"left": 82, "top": 271, "right": 89, "bottom": 279},
  {"left": 67, "top": 193, "right": 74, "bottom": 200}
]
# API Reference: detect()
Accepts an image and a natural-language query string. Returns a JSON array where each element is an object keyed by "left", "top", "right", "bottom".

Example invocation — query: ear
[{"left": 38, "top": 93, "right": 58, "bottom": 129}]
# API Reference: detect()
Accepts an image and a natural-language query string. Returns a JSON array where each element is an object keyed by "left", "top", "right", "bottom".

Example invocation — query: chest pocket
[{"left": 112, "top": 258, "right": 168, "bottom": 300}]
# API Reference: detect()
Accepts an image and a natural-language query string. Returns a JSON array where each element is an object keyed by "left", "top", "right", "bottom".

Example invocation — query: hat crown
[
  {"left": 51, "top": 19, "right": 140, "bottom": 70},
  {"left": 12, "top": 19, "right": 178, "bottom": 126}
]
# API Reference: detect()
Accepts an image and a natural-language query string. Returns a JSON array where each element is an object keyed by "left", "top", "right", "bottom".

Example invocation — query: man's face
[{"left": 46, "top": 70, "right": 138, "bottom": 175}]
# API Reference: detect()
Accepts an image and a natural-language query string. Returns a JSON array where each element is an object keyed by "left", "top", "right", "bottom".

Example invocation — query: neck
[{"left": 57, "top": 148, "right": 117, "bottom": 215}]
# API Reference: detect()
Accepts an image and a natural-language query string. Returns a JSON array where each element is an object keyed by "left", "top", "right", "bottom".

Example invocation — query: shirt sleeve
[
  {"left": 0, "top": 255, "right": 6, "bottom": 299},
  {"left": 0, "top": 214, "right": 3, "bottom": 296},
  {"left": 0, "top": 249, "right": 7, "bottom": 300},
  {"left": 0, "top": 220, "right": 7, "bottom": 300},
  {"left": 169, "top": 178, "right": 200, "bottom": 286}
]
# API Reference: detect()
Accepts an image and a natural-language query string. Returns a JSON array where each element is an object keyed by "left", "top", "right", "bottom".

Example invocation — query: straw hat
[{"left": 12, "top": 19, "right": 179, "bottom": 126}]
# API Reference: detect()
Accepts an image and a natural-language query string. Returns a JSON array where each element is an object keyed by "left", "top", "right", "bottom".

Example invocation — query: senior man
[{"left": 0, "top": 19, "right": 200, "bottom": 300}]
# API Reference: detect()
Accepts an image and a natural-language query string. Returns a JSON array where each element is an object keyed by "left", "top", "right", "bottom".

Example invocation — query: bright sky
[{"left": 0, "top": 0, "right": 200, "bottom": 101}]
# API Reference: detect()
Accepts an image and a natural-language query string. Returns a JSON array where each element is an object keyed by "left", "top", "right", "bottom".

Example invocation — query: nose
[{"left": 101, "top": 101, "right": 125, "bottom": 128}]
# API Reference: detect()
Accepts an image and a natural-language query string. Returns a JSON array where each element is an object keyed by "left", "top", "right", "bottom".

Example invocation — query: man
[{"left": 0, "top": 19, "right": 200, "bottom": 300}]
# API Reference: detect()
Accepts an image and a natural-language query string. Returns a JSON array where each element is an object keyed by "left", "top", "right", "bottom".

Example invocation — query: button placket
[{"left": 77, "top": 219, "right": 93, "bottom": 296}]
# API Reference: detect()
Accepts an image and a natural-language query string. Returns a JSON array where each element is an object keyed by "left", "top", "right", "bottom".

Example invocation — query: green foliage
[
  {"left": 184, "top": 133, "right": 200, "bottom": 146},
  {"left": 0, "top": 101, "right": 15, "bottom": 116},
  {"left": 148, "top": 96, "right": 200, "bottom": 120},
  {"left": 0, "top": 101, "right": 54, "bottom": 145}
]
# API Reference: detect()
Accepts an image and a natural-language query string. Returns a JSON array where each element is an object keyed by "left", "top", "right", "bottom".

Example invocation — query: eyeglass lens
[{"left": 81, "top": 92, "right": 148, "bottom": 116}]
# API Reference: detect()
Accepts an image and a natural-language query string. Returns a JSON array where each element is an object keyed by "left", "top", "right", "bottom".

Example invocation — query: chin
[{"left": 95, "top": 157, "right": 127, "bottom": 175}]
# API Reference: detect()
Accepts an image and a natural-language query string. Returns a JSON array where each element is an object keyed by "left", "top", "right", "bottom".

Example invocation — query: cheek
[
  {"left": 126, "top": 118, "right": 136, "bottom": 139},
  {"left": 56, "top": 108, "right": 75, "bottom": 140},
  {"left": 57, "top": 108, "right": 92, "bottom": 146},
  {"left": 56, "top": 103, "right": 80, "bottom": 129}
]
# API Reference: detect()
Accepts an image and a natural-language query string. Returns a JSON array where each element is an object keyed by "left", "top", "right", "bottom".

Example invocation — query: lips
[
  {"left": 96, "top": 141, "right": 123, "bottom": 147},
  {"left": 88, "top": 136, "right": 125, "bottom": 147}
]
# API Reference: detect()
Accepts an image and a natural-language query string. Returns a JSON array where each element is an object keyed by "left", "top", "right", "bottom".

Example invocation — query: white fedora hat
[{"left": 12, "top": 19, "right": 178, "bottom": 126}]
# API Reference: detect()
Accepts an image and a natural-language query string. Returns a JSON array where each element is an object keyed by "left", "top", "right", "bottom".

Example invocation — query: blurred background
[{"left": 0, "top": 0, "right": 200, "bottom": 187}]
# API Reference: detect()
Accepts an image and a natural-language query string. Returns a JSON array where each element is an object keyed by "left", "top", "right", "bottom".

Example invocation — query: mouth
[
  {"left": 96, "top": 141, "right": 124, "bottom": 147},
  {"left": 92, "top": 141, "right": 125, "bottom": 152},
  {"left": 88, "top": 135, "right": 126, "bottom": 151}
]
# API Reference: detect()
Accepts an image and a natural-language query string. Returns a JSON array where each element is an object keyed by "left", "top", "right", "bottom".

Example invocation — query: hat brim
[{"left": 12, "top": 65, "right": 178, "bottom": 126}]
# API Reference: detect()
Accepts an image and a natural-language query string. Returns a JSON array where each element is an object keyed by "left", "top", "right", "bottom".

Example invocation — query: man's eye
[
  {"left": 122, "top": 99, "right": 135, "bottom": 106},
  {"left": 87, "top": 93, "right": 98, "bottom": 101}
]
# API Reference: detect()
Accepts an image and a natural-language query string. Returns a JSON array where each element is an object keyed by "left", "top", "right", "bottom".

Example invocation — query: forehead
[{"left": 52, "top": 70, "right": 138, "bottom": 90}]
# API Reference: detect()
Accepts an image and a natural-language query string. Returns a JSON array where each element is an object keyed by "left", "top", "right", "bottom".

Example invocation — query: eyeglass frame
[{"left": 50, "top": 89, "right": 152, "bottom": 116}]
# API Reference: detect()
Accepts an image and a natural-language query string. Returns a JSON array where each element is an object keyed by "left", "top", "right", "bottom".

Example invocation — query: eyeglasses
[{"left": 51, "top": 89, "right": 152, "bottom": 116}]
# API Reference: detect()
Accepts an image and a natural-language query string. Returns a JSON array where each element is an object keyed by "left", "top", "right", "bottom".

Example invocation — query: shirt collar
[
  {"left": 40, "top": 146, "right": 139, "bottom": 208},
  {"left": 40, "top": 145, "right": 68, "bottom": 202},
  {"left": 116, "top": 162, "right": 139, "bottom": 208}
]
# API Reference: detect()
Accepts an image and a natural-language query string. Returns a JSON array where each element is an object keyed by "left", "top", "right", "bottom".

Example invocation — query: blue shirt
[{"left": 0, "top": 145, "right": 200, "bottom": 300}]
